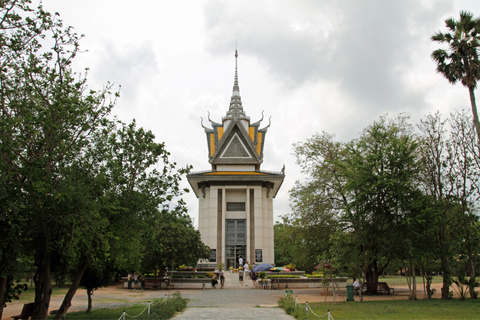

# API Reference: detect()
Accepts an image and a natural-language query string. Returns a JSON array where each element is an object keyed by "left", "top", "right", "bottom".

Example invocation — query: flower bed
[
  {"left": 196, "top": 267, "right": 215, "bottom": 272},
  {"left": 266, "top": 275, "right": 301, "bottom": 279}
]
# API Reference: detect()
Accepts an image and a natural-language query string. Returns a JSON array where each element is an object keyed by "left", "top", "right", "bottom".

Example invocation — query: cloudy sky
[{"left": 42, "top": 0, "right": 480, "bottom": 226}]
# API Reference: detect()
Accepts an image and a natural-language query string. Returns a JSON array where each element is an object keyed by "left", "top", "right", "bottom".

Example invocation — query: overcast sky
[{"left": 42, "top": 0, "right": 480, "bottom": 226}]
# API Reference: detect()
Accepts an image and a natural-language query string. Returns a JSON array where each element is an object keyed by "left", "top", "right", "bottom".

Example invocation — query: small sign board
[
  {"left": 209, "top": 249, "right": 216, "bottom": 262},
  {"left": 255, "top": 249, "right": 262, "bottom": 262}
]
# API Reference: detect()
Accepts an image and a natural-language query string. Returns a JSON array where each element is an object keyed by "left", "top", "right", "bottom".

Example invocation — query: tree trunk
[
  {"left": 364, "top": 261, "right": 379, "bottom": 294},
  {"left": 468, "top": 86, "right": 480, "bottom": 144},
  {"left": 440, "top": 255, "right": 450, "bottom": 299},
  {"left": 0, "top": 276, "right": 6, "bottom": 320},
  {"left": 408, "top": 258, "right": 417, "bottom": 300},
  {"left": 425, "top": 272, "right": 433, "bottom": 299},
  {"left": 87, "top": 290, "right": 93, "bottom": 313},
  {"left": 468, "top": 252, "right": 477, "bottom": 299},
  {"left": 53, "top": 262, "right": 89, "bottom": 320},
  {"left": 32, "top": 253, "right": 52, "bottom": 320}
]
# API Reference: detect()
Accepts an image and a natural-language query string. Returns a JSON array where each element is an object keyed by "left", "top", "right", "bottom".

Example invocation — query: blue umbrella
[{"left": 252, "top": 263, "right": 273, "bottom": 272}]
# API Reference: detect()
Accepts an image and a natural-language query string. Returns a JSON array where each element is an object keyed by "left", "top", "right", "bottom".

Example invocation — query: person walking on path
[
  {"left": 239, "top": 268, "right": 244, "bottom": 287},
  {"left": 219, "top": 271, "right": 225, "bottom": 289},
  {"left": 251, "top": 271, "right": 258, "bottom": 288},
  {"left": 244, "top": 261, "right": 250, "bottom": 279},
  {"left": 211, "top": 274, "right": 218, "bottom": 289}
]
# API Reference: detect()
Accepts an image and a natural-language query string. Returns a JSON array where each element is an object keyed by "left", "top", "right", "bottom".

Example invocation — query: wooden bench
[
  {"left": 144, "top": 279, "right": 163, "bottom": 289},
  {"left": 378, "top": 282, "right": 394, "bottom": 294},
  {"left": 11, "top": 302, "right": 34, "bottom": 320},
  {"left": 171, "top": 277, "right": 211, "bottom": 289},
  {"left": 362, "top": 282, "right": 393, "bottom": 295}
]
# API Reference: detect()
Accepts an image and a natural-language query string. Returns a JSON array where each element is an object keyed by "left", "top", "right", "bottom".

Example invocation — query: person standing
[
  {"left": 244, "top": 261, "right": 250, "bottom": 279},
  {"left": 133, "top": 272, "right": 139, "bottom": 289},
  {"left": 239, "top": 268, "right": 244, "bottom": 287},
  {"left": 251, "top": 271, "right": 258, "bottom": 288},
  {"left": 239, "top": 256, "right": 244, "bottom": 268},
  {"left": 220, "top": 271, "right": 225, "bottom": 289}
]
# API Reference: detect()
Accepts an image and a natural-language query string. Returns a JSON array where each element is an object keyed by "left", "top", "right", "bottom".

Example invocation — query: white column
[
  {"left": 208, "top": 186, "right": 218, "bottom": 250},
  {"left": 246, "top": 187, "right": 250, "bottom": 264},
  {"left": 266, "top": 196, "right": 274, "bottom": 265},
  {"left": 253, "top": 186, "right": 263, "bottom": 261},
  {"left": 198, "top": 188, "right": 208, "bottom": 243},
  {"left": 221, "top": 187, "right": 226, "bottom": 266}
]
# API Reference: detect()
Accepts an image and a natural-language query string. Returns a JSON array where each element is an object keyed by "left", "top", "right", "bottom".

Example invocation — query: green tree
[
  {"left": 0, "top": 2, "right": 54, "bottom": 317},
  {"left": 142, "top": 209, "right": 210, "bottom": 275},
  {"left": 273, "top": 220, "right": 294, "bottom": 267},
  {"left": 0, "top": 2, "right": 200, "bottom": 318},
  {"left": 289, "top": 132, "right": 348, "bottom": 271},
  {"left": 1, "top": 1, "right": 116, "bottom": 318},
  {"left": 79, "top": 267, "right": 114, "bottom": 313},
  {"left": 341, "top": 115, "right": 420, "bottom": 290},
  {"left": 418, "top": 111, "right": 480, "bottom": 299},
  {"left": 432, "top": 11, "right": 480, "bottom": 143},
  {"left": 52, "top": 120, "right": 194, "bottom": 320},
  {"left": 448, "top": 110, "right": 480, "bottom": 298}
]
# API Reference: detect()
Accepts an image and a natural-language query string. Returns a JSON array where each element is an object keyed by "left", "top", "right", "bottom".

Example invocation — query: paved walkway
[{"left": 172, "top": 270, "right": 294, "bottom": 319}]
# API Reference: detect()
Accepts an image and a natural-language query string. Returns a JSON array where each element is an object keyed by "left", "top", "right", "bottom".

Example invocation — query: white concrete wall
[{"left": 197, "top": 183, "right": 275, "bottom": 266}]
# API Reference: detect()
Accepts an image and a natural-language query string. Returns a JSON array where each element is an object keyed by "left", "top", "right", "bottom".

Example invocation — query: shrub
[
  {"left": 177, "top": 265, "right": 195, "bottom": 271},
  {"left": 278, "top": 294, "right": 304, "bottom": 318},
  {"left": 152, "top": 292, "right": 188, "bottom": 319},
  {"left": 196, "top": 267, "right": 215, "bottom": 272},
  {"left": 284, "top": 264, "right": 296, "bottom": 271}
]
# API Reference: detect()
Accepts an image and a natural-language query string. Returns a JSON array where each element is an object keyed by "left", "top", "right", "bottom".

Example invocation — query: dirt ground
[{"left": 0, "top": 282, "right": 453, "bottom": 319}]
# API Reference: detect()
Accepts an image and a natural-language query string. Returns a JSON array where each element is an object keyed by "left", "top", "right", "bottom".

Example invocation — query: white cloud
[{"left": 41, "top": 0, "right": 480, "bottom": 225}]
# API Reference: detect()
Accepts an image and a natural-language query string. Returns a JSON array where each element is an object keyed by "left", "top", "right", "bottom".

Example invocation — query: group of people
[
  {"left": 211, "top": 272, "right": 225, "bottom": 289},
  {"left": 127, "top": 272, "right": 144, "bottom": 290},
  {"left": 212, "top": 256, "right": 266, "bottom": 289},
  {"left": 238, "top": 257, "right": 258, "bottom": 287}
]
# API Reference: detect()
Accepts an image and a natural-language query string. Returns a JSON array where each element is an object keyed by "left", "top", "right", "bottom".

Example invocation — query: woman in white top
[{"left": 243, "top": 262, "right": 250, "bottom": 279}]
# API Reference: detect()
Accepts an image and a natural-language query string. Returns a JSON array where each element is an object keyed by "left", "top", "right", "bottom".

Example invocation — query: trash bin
[{"left": 346, "top": 284, "right": 354, "bottom": 301}]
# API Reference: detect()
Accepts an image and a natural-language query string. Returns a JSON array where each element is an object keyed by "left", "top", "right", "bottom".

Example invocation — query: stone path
[{"left": 172, "top": 270, "right": 294, "bottom": 319}]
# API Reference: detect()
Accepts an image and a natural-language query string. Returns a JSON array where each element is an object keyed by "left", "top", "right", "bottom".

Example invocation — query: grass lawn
[
  {"left": 302, "top": 299, "right": 480, "bottom": 320},
  {"left": 376, "top": 275, "right": 444, "bottom": 287}
]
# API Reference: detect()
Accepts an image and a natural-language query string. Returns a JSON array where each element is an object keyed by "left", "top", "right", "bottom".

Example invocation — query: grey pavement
[{"left": 172, "top": 270, "right": 294, "bottom": 319}]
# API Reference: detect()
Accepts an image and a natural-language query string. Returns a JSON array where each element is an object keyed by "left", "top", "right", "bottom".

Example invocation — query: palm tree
[{"left": 432, "top": 11, "right": 480, "bottom": 143}]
